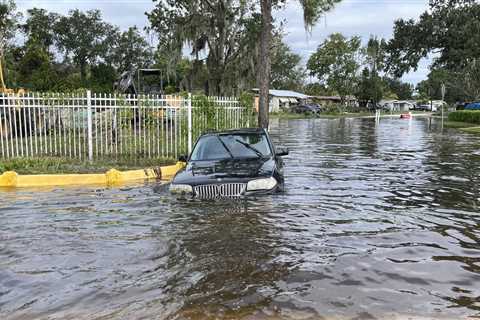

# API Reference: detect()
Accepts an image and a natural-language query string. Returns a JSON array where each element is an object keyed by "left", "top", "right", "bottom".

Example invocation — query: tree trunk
[
  {"left": 0, "top": 56, "right": 6, "bottom": 91},
  {"left": 206, "top": 53, "right": 223, "bottom": 96},
  {"left": 258, "top": 0, "right": 272, "bottom": 129},
  {"left": 80, "top": 60, "right": 87, "bottom": 83},
  {"left": 208, "top": 77, "right": 222, "bottom": 96}
]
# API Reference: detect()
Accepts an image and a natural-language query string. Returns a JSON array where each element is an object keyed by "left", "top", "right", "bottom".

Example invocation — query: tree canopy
[
  {"left": 0, "top": 0, "right": 21, "bottom": 57},
  {"left": 8, "top": 1, "right": 471, "bottom": 107},
  {"left": 2, "top": 4, "right": 308, "bottom": 97},
  {"left": 54, "top": 9, "right": 118, "bottom": 81},
  {"left": 1, "top": 6, "right": 159, "bottom": 92},
  {"left": 270, "top": 35, "right": 305, "bottom": 91},
  {"left": 386, "top": 0, "right": 480, "bottom": 76},
  {"left": 355, "top": 67, "right": 383, "bottom": 108},
  {"left": 307, "top": 33, "right": 361, "bottom": 102},
  {"left": 386, "top": 0, "right": 480, "bottom": 103},
  {"left": 147, "top": 0, "right": 260, "bottom": 96},
  {"left": 110, "top": 26, "right": 153, "bottom": 74},
  {"left": 21, "top": 8, "right": 59, "bottom": 52}
]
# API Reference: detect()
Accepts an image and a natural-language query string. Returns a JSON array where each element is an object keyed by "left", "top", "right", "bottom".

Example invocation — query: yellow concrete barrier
[{"left": 0, "top": 162, "right": 186, "bottom": 188}]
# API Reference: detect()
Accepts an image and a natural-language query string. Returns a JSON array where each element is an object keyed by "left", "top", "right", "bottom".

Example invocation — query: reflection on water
[{"left": 1, "top": 117, "right": 479, "bottom": 319}]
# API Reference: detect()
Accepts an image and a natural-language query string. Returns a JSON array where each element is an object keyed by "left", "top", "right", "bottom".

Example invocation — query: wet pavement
[{"left": 1, "top": 117, "right": 479, "bottom": 319}]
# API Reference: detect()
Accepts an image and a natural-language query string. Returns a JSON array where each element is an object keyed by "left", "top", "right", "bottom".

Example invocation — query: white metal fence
[{"left": 0, "top": 91, "right": 251, "bottom": 161}]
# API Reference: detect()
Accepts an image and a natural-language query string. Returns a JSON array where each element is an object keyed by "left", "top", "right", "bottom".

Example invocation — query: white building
[
  {"left": 252, "top": 89, "right": 310, "bottom": 113},
  {"left": 429, "top": 100, "right": 447, "bottom": 112},
  {"left": 380, "top": 100, "right": 415, "bottom": 112}
]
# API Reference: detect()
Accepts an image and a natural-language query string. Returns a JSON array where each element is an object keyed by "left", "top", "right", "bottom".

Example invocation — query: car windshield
[{"left": 190, "top": 133, "right": 272, "bottom": 161}]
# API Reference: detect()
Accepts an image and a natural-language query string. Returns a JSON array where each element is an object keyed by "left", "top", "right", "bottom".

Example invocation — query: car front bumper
[{"left": 170, "top": 182, "right": 282, "bottom": 199}]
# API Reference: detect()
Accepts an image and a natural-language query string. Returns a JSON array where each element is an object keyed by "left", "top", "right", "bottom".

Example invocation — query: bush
[
  {"left": 447, "top": 111, "right": 480, "bottom": 124},
  {"left": 320, "top": 103, "right": 361, "bottom": 114},
  {"left": 0, "top": 157, "right": 175, "bottom": 175}
]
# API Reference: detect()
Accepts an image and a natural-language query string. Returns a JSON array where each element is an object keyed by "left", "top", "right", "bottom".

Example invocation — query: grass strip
[{"left": 0, "top": 157, "right": 176, "bottom": 175}]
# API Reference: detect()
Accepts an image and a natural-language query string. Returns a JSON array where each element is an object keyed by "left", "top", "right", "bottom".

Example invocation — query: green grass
[
  {"left": 447, "top": 110, "right": 480, "bottom": 124},
  {"left": 0, "top": 157, "right": 176, "bottom": 175},
  {"left": 459, "top": 126, "right": 480, "bottom": 134},
  {"left": 444, "top": 121, "right": 478, "bottom": 128},
  {"left": 443, "top": 120, "right": 480, "bottom": 135}
]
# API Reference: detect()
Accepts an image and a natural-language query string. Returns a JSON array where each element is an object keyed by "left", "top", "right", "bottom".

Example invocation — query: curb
[{"left": 0, "top": 162, "right": 185, "bottom": 188}]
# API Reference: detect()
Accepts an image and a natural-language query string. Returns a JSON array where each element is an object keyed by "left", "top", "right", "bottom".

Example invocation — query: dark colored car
[
  {"left": 416, "top": 104, "right": 431, "bottom": 111},
  {"left": 169, "top": 128, "right": 288, "bottom": 199},
  {"left": 291, "top": 103, "right": 321, "bottom": 115}
]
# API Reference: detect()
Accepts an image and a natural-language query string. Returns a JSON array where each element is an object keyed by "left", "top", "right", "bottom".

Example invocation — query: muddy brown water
[{"left": 1, "top": 117, "right": 479, "bottom": 320}]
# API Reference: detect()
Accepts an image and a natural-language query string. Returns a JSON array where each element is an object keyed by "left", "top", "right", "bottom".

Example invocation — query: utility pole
[
  {"left": 441, "top": 83, "right": 446, "bottom": 131},
  {"left": 429, "top": 86, "right": 433, "bottom": 113}
]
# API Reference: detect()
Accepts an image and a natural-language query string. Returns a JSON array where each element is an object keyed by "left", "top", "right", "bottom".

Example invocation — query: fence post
[
  {"left": 187, "top": 93, "right": 192, "bottom": 154},
  {"left": 87, "top": 90, "right": 93, "bottom": 161}
]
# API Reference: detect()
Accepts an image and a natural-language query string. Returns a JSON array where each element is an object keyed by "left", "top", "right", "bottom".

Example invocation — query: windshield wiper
[
  {"left": 234, "top": 138, "right": 264, "bottom": 158},
  {"left": 217, "top": 136, "right": 234, "bottom": 158}
]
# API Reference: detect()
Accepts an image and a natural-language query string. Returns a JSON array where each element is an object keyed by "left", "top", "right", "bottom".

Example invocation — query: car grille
[{"left": 194, "top": 183, "right": 246, "bottom": 199}]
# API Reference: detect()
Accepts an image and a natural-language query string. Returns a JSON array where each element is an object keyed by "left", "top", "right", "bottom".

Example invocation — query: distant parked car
[
  {"left": 291, "top": 103, "right": 322, "bottom": 115},
  {"left": 416, "top": 104, "right": 431, "bottom": 111},
  {"left": 465, "top": 102, "right": 480, "bottom": 110}
]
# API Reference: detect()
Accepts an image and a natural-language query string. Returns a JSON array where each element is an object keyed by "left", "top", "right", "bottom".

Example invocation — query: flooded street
[{"left": 1, "top": 117, "right": 479, "bottom": 319}]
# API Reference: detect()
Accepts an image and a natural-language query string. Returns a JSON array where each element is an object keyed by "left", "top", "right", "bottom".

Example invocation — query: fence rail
[{"left": 0, "top": 91, "right": 251, "bottom": 161}]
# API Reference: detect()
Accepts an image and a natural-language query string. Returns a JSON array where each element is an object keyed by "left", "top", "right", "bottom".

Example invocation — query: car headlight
[
  {"left": 169, "top": 184, "right": 193, "bottom": 194},
  {"left": 247, "top": 177, "right": 277, "bottom": 191}
]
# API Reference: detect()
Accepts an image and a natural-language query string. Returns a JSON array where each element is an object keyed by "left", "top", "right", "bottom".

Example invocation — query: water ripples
[{"left": 1, "top": 117, "right": 480, "bottom": 319}]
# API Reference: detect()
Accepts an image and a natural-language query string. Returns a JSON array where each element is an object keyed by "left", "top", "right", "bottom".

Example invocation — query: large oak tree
[
  {"left": 147, "top": 0, "right": 260, "bottom": 96},
  {"left": 54, "top": 9, "right": 118, "bottom": 82},
  {"left": 22, "top": 8, "right": 59, "bottom": 52},
  {"left": 386, "top": 0, "right": 480, "bottom": 102},
  {"left": 387, "top": 0, "right": 480, "bottom": 76},
  {"left": 307, "top": 33, "right": 361, "bottom": 104},
  {"left": 110, "top": 26, "right": 153, "bottom": 74},
  {"left": 148, "top": 0, "right": 340, "bottom": 127}
]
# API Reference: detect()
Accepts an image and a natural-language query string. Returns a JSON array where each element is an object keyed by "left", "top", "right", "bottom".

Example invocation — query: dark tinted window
[{"left": 190, "top": 133, "right": 272, "bottom": 160}]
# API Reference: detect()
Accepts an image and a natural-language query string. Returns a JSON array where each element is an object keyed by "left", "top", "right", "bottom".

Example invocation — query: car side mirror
[
  {"left": 276, "top": 147, "right": 289, "bottom": 156},
  {"left": 178, "top": 154, "right": 188, "bottom": 162}
]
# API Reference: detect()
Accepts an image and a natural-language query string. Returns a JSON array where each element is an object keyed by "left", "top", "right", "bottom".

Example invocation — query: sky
[{"left": 15, "top": 0, "right": 431, "bottom": 85}]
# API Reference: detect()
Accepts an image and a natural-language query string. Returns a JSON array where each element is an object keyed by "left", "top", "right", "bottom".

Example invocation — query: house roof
[
  {"left": 252, "top": 89, "right": 310, "bottom": 99},
  {"left": 314, "top": 95, "right": 357, "bottom": 101},
  {"left": 379, "top": 100, "right": 415, "bottom": 105},
  {"left": 201, "top": 128, "right": 266, "bottom": 136}
]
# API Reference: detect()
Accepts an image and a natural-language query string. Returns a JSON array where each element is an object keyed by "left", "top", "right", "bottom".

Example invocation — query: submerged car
[{"left": 169, "top": 128, "right": 288, "bottom": 199}]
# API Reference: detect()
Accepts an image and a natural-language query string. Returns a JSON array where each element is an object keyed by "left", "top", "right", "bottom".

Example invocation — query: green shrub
[
  {"left": 320, "top": 103, "right": 363, "bottom": 114},
  {"left": 447, "top": 111, "right": 480, "bottom": 124},
  {"left": 0, "top": 157, "right": 175, "bottom": 175}
]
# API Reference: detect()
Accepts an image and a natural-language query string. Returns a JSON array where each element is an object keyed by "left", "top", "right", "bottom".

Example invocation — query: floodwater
[{"left": 1, "top": 117, "right": 479, "bottom": 320}]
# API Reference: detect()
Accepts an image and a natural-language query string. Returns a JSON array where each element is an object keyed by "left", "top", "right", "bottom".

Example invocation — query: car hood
[{"left": 172, "top": 157, "right": 275, "bottom": 185}]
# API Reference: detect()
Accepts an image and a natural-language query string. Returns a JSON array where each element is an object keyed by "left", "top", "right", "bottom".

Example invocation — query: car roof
[{"left": 200, "top": 128, "right": 266, "bottom": 136}]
